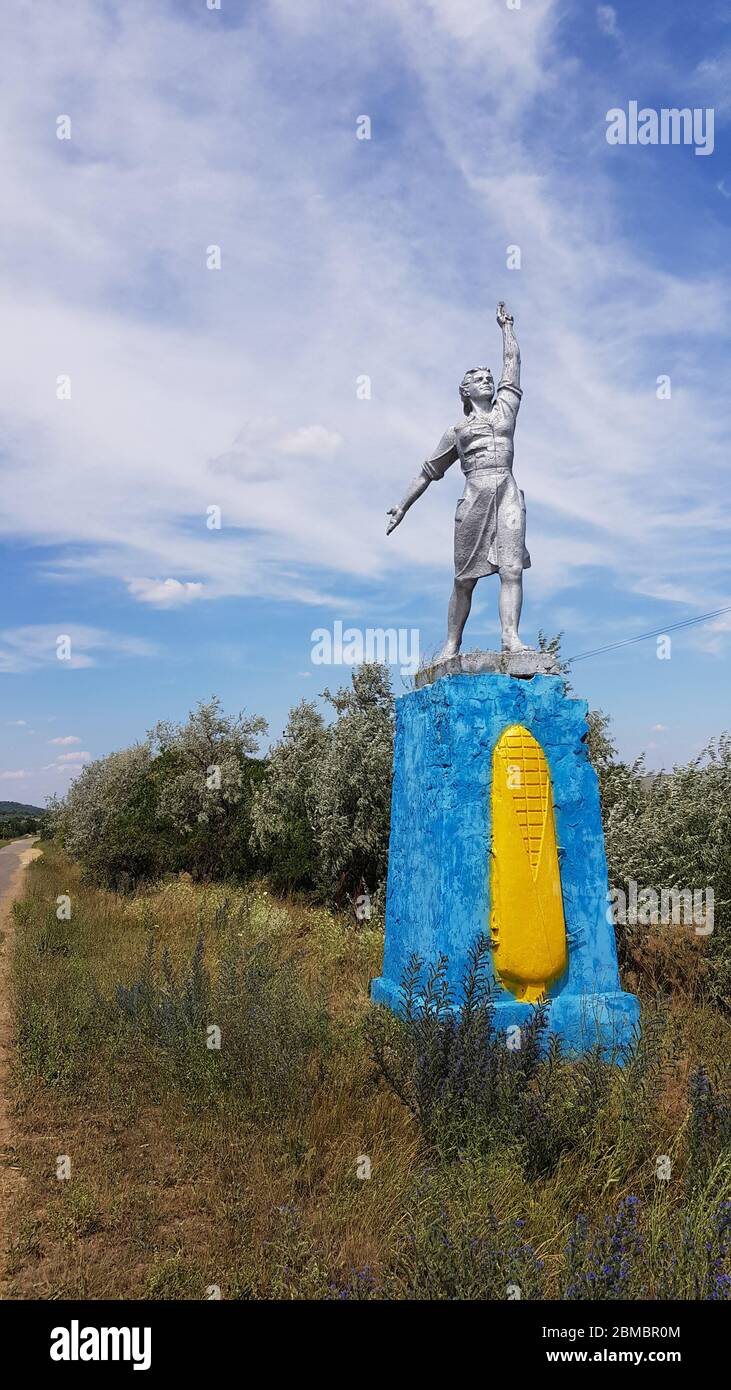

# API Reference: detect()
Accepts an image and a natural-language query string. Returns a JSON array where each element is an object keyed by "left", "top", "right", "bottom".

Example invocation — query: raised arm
[
  {"left": 497, "top": 301, "right": 520, "bottom": 391},
  {"left": 387, "top": 427, "right": 457, "bottom": 535}
]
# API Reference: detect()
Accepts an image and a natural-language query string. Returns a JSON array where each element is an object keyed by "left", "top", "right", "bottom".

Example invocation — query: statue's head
[{"left": 459, "top": 366, "right": 494, "bottom": 415}]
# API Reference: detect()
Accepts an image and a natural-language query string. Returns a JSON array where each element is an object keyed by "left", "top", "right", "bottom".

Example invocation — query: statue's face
[{"left": 461, "top": 367, "right": 494, "bottom": 407}]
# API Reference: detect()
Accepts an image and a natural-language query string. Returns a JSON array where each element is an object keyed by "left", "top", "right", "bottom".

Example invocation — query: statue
[
  {"left": 375, "top": 309, "right": 641, "bottom": 1058},
  {"left": 387, "top": 302, "right": 530, "bottom": 657}
]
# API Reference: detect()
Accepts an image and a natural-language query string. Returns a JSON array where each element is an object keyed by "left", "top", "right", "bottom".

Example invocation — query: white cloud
[
  {"left": 0, "top": 625, "right": 157, "bottom": 674},
  {"left": 0, "top": 0, "right": 728, "bottom": 626},
  {"left": 694, "top": 52, "right": 731, "bottom": 117},
  {"left": 276, "top": 426, "right": 343, "bottom": 459},
  {"left": 127, "top": 578, "right": 204, "bottom": 608},
  {"left": 49, "top": 735, "right": 82, "bottom": 746},
  {"left": 689, "top": 611, "right": 731, "bottom": 656},
  {"left": 596, "top": 5, "right": 619, "bottom": 39},
  {"left": 55, "top": 751, "right": 91, "bottom": 764},
  {"left": 0, "top": 770, "right": 28, "bottom": 781}
]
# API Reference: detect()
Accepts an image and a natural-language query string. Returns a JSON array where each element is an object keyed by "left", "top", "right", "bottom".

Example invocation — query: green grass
[{"left": 5, "top": 843, "right": 731, "bottom": 1299}]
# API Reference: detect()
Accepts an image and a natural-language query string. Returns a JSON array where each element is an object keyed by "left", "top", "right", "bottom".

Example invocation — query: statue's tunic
[{"left": 420, "top": 378, "right": 530, "bottom": 581}]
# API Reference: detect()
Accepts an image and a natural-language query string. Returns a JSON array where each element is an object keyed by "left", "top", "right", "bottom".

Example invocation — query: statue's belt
[{"left": 461, "top": 463, "right": 513, "bottom": 477}]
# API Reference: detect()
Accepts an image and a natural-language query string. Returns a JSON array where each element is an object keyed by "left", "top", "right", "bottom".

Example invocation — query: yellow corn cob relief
[{"left": 490, "top": 724, "right": 568, "bottom": 1003}]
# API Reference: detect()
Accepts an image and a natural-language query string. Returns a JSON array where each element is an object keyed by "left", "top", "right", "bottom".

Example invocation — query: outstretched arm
[
  {"left": 387, "top": 427, "right": 457, "bottom": 534},
  {"left": 497, "top": 301, "right": 520, "bottom": 391},
  {"left": 387, "top": 472, "right": 430, "bottom": 534}
]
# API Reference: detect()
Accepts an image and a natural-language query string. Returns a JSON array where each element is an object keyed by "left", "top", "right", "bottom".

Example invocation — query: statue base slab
[{"left": 415, "top": 647, "right": 561, "bottom": 687}]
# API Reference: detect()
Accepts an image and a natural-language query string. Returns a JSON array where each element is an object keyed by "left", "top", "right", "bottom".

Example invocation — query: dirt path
[{"left": 0, "top": 837, "right": 41, "bottom": 1299}]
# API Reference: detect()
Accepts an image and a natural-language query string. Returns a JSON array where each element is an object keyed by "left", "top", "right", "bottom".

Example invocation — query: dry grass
[
  {"left": 4, "top": 844, "right": 731, "bottom": 1300},
  {"left": 5, "top": 845, "right": 419, "bottom": 1299}
]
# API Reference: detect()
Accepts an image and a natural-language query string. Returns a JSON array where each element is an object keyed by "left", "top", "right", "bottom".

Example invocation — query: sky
[{"left": 1, "top": 0, "right": 730, "bottom": 807}]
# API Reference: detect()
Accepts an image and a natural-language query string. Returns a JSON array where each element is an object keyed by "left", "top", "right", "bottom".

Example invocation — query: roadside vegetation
[
  {"left": 6, "top": 844, "right": 731, "bottom": 1300},
  {"left": 4, "top": 661, "right": 731, "bottom": 1298}
]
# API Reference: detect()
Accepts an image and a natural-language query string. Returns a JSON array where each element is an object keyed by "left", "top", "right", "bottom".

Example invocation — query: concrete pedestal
[{"left": 370, "top": 672, "right": 640, "bottom": 1056}]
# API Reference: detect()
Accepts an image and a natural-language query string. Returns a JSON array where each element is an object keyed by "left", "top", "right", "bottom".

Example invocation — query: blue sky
[{"left": 1, "top": 0, "right": 730, "bottom": 806}]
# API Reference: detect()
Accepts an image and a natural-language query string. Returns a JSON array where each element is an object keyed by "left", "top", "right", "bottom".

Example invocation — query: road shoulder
[{"left": 0, "top": 841, "right": 41, "bottom": 1299}]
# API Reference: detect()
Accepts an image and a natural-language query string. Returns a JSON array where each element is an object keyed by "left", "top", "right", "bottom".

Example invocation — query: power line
[{"left": 566, "top": 604, "right": 731, "bottom": 665}]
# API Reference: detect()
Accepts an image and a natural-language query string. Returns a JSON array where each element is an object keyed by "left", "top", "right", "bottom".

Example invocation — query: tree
[
  {"left": 252, "top": 664, "right": 395, "bottom": 901},
  {"left": 50, "top": 699, "right": 268, "bottom": 889},
  {"left": 50, "top": 743, "right": 158, "bottom": 889},
  {"left": 148, "top": 698, "right": 268, "bottom": 880},
  {"left": 313, "top": 664, "right": 395, "bottom": 899},
  {"left": 250, "top": 700, "right": 328, "bottom": 892}
]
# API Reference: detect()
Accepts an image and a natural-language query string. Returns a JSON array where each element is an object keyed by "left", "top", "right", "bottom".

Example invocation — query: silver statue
[{"left": 387, "top": 302, "right": 530, "bottom": 657}]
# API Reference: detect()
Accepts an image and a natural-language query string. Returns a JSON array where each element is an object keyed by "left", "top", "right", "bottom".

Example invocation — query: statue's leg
[
  {"left": 498, "top": 564, "right": 528, "bottom": 652},
  {"left": 436, "top": 577, "right": 477, "bottom": 659}
]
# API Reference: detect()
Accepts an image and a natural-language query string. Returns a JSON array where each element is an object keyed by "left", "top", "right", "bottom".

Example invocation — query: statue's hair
[{"left": 459, "top": 366, "right": 493, "bottom": 416}]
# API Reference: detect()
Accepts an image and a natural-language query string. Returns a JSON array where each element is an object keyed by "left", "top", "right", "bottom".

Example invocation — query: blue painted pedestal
[{"left": 371, "top": 673, "right": 640, "bottom": 1056}]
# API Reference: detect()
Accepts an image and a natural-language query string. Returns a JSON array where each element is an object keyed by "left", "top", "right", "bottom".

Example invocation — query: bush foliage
[
  {"left": 47, "top": 659, "right": 730, "bottom": 1005},
  {"left": 50, "top": 667, "right": 394, "bottom": 905}
]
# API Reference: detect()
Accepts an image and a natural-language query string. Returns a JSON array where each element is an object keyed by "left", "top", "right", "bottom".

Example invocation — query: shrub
[
  {"left": 57, "top": 746, "right": 144, "bottom": 852},
  {"left": 562, "top": 1196, "right": 731, "bottom": 1301},
  {"left": 49, "top": 699, "right": 268, "bottom": 890},
  {"left": 563, "top": 1196, "right": 644, "bottom": 1299},
  {"left": 112, "top": 921, "right": 332, "bottom": 1121},
  {"left": 312, "top": 664, "right": 394, "bottom": 899},
  {"left": 252, "top": 664, "right": 394, "bottom": 901},
  {"left": 687, "top": 1065, "right": 731, "bottom": 1193},
  {"left": 149, "top": 698, "right": 268, "bottom": 881},
  {"left": 654, "top": 1201, "right": 731, "bottom": 1300},
  {"left": 365, "top": 937, "right": 613, "bottom": 1177},
  {"left": 51, "top": 672, "right": 394, "bottom": 904},
  {"left": 396, "top": 1188, "right": 545, "bottom": 1300},
  {"left": 604, "top": 736, "right": 731, "bottom": 1008},
  {"left": 250, "top": 700, "right": 328, "bottom": 892}
]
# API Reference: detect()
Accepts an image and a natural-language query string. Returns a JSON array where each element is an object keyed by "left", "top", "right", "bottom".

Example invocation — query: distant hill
[{"left": 0, "top": 800, "right": 45, "bottom": 818}]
